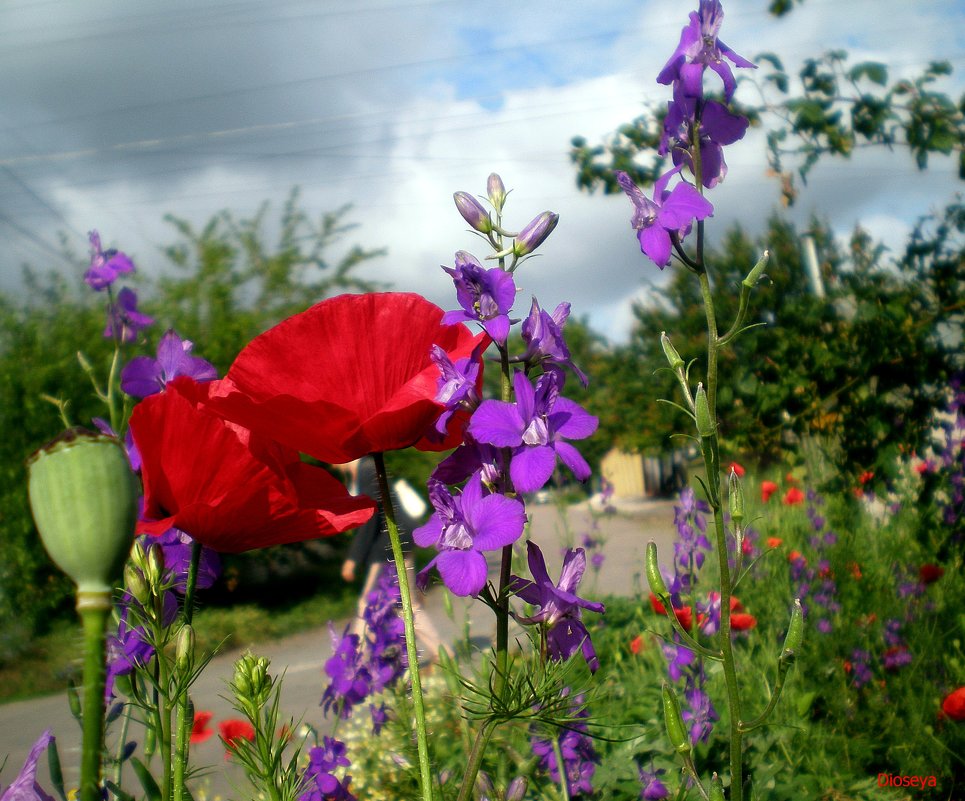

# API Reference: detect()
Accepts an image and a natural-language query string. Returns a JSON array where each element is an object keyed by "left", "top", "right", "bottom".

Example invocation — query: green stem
[
  {"left": 552, "top": 736, "right": 572, "bottom": 801},
  {"left": 740, "top": 662, "right": 792, "bottom": 732},
  {"left": 493, "top": 342, "right": 514, "bottom": 700},
  {"left": 172, "top": 542, "right": 203, "bottom": 801},
  {"left": 78, "top": 591, "right": 111, "bottom": 801},
  {"left": 455, "top": 720, "right": 497, "bottom": 801},
  {"left": 156, "top": 639, "right": 173, "bottom": 801},
  {"left": 372, "top": 452, "right": 434, "bottom": 801}
]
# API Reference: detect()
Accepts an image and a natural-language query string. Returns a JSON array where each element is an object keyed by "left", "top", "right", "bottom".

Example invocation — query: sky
[{"left": 0, "top": 0, "right": 962, "bottom": 343}]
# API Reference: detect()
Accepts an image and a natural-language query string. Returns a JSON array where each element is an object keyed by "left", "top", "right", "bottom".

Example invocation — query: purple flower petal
[
  {"left": 468, "top": 399, "right": 525, "bottom": 447},
  {"left": 510, "top": 444, "right": 557, "bottom": 494},
  {"left": 436, "top": 549, "right": 489, "bottom": 597},
  {"left": 469, "top": 493, "right": 527, "bottom": 550}
]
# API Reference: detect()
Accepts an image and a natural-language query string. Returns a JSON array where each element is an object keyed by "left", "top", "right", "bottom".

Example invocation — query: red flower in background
[
  {"left": 760, "top": 481, "right": 778, "bottom": 502},
  {"left": 782, "top": 487, "right": 805, "bottom": 506},
  {"left": 131, "top": 377, "right": 375, "bottom": 552},
  {"left": 219, "top": 719, "right": 255, "bottom": 755},
  {"left": 729, "top": 461, "right": 745, "bottom": 477},
  {"left": 649, "top": 593, "right": 695, "bottom": 629},
  {"left": 206, "top": 293, "right": 488, "bottom": 464},
  {"left": 941, "top": 687, "right": 965, "bottom": 721},
  {"left": 630, "top": 634, "right": 644, "bottom": 655},
  {"left": 919, "top": 564, "right": 944, "bottom": 584},
  {"left": 766, "top": 537, "right": 783, "bottom": 548},
  {"left": 730, "top": 613, "right": 757, "bottom": 631},
  {"left": 858, "top": 470, "right": 874, "bottom": 485},
  {"left": 190, "top": 710, "right": 214, "bottom": 744}
]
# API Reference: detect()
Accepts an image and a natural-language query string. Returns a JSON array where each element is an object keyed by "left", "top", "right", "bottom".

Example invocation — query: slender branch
[
  {"left": 172, "top": 542, "right": 203, "bottom": 801},
  {"left": 372, "top": 451, "right": 434, "bottom": 801},
  {"left": 455, "top": 720, "right": 497, "bottom": 801}
]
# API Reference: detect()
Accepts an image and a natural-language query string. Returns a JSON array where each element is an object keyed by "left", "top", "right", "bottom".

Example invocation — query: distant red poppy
[
  {"left": 782, "top": 487, "right": 805, "bottom": 506},
  {"left": 761, "top": 481, "right": 778, "bottom": 503},
  {"left": 919, "top": 564, "right": 945, "bottom": 584},
  {"left": 842, "top": 659, "right": 852, "bottom": 674},
  {"left": 131, "top": 377, "right": 375, "bottom": 552},
  {"left": 730, "top": 613, "right": 757, "bottom": 631},
  {"left": 766, "top": 537, "right": 783, "bottom": 549},
  {"left": 206, "top": 293, "right": 489, "bottom": 463},
  {"left": 848, "top": 562, "right": 862, "bottom": 580},
  {"left": 630, "top": 635, "right": 644, "bottom": 655},
  {"left": 219, "top": 719, "right": 255, "bottom": 754},
  {"left": 858, "top": 471, "right": 874, "bottom": 485},
  {"left": 190, "top": 711, "right": 214, "bottom": 744},
  {"left": 784, "top": 472, "right": 798, "bottom": 485},
  {"left": 649, "top": 593, "right": 694, "bottom": 629},
  {"left": 788, "top": 550, "right": 807, "bottom": 565},
  {"left": 729, "top": 461, "right": 745, "bottom": 477},
  {"left": 942, "top": 687, "right": 965, "bottom": 721}
]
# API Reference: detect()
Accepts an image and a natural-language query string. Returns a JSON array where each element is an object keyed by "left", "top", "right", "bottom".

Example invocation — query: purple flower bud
[
  {"left": 513, "top": 211, "right": 558, "bottom": 256},
  {"left": 487, "top": 173, "right": 507, "bottom": 210},
  {"left": 453, "top": 191, "right": 493, "bottom": 233}
]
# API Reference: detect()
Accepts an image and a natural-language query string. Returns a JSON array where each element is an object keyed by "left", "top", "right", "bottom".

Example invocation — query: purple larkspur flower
[
  {"left": 430, "top": 343, "right": 482, "bottom": 436},
  {"left": 105, "top": 613, "right": 154, "bottom": 700},
  {"left": 442, "top": 250, "right": 517, "bottom": 344},
  {"left": 816, "top": 618, "right": 832, "bottom": 634},
  {"left": 850, "top": 649, "right": 873, "bottom": 688},
  {"left": 615, "top": 168, "right": 714, "bottom": 268},
  {"left": 84, "top": 230, "right": 135, "bottom": 291},
  {"left": 515, "top": 297, "right": 588, "bottom": 387},
  {"left": 660, "top": 93, "right": 749, "bottom": 188},
  {"left": 513, "top": 211, "right": 559, "bottom": 257},
  {"left": 661, "top": 641, "right": 696, "bottom": 683},
  {"left": 104, "top": 287, "right": 154, "bottom": 343},
  {"left": 142, "top": 528, "right": 221, "bottom": 593},
  {"left": 531, "top": 692, "right": 598, "bottom": 797},
  {"left": 0, "top": 729, "right": 55, "bottom": 801},
  {"left": 430, "top": 436, "right": 505, "bottom": 487},
  {"left": 415, "top": 472, "right": 526, "bottom": 597},
  {"left": 299, "top": 737, "right": 356, "bottom": 801},
  {"left": 370, "top": 703, "right": 389, "bottom": 736},
  {"left": 656, "top": 0, "right": 755, "bottom": 101},
  {"left": 590, "top": 552, "right": 605, "bottom": 571},
  {"left": 468, "top": 369, "right": 598, "bottom": 494},
  {"left": 321, "top": 625, "right": 371, "bottom": 719},
  {"left": 639, "top": 764, "right": 671, "bottom": 800},
  {"left": 453, "top": 191, "right": 493, "bottom": 233},
  {"left": 682, "top": 683, "right": 718, "bottom": 744},
  {"left": 510, "top": 541, "right": 605, "bottom": 672},
  {"left": 121, "top": 329, "right": 218, "bottom": 398}
]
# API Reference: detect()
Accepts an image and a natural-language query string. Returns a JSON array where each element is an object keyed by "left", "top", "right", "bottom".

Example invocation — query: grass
[{"left": 0, "top": 585, "right": 356, "bottom": 704}]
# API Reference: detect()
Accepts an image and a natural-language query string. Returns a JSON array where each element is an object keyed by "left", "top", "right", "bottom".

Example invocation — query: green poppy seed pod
[
  {"left": 781, "top": 599, "right": 805, "bottom": 661},
  {"left": 728, "top": 470, "right": 745, "bottom": 526},
  {"left": 694, "top": 383, "right": 715, "bottom": 438},
  {"left": 660, "top": 331, "right": 685, "bottom": 371},
  {"left": 27, "top": 428, "right": 138, "bottom": 595},
  {"left": 487, "top": 173, "right": 507, "bottom": 212},
  {"left": 709, "top": 773, "right": 725, "bottom": 801},
  {"left": 453, "top": 191, "right": 493, "bottom": 234},
  {"left": 124, "top": 564, "right": 150, "bottom": 606},
  {"left": 176, "top": 624, "right": 195, "bottom": 670},
  {"left": 646, "top": 541, "right": 671, "bottom": 601},
  {"left": 513, "top": 211, "right": 559, "bottom": 256},
  {"left": 662, "top": 683, "right": 691, "bottom": 755}
]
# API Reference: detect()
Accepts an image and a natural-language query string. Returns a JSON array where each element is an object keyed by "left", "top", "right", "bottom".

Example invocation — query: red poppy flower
[
  {"left": 858, "top": 470, "right": 874, "bottom": 485},
  {"left": 766, "top": 537, "right": 783, "bottom": 549},
  {"left": 760, "top": 481, "right": 778, "bottom": 503},
  {"left": 784, "top": 472, "right": 797, "bottom": 485},
  {"left": 729, "top": 461, "right": 745, "bottom": 477},
  {"left": 131, "top": 377, "right": 375, "bottom": 552},
  {"left": 630, "top": 634, "right": 644, "bottom": 655},
  {"left": 219, "top": 719, "right": 256, "bottom": 753},
  {"left": 648, "top": 593, "right": 694, "bottom": 629},
  {"left": 848, "top": 562, "right": 862, "bottom": 580},
  {"left": 190, "top": 710, "right": 214, "bottom": 744},
  {"left": 941, "top": 687, "right": 965, "bottom": 721},
  {"left": 206, "top": 293, "right": 488, "bottom": 463},
  {"left": 730, "top": 613, "right": 757, "bottom": 631},
  {"left": 782, "top": 487, "right": 805, "bottom": 506},
  {"left": 919, "top": 564, "right": 944, "bottom": 584},
  {"left": 788, "top": 550, "right": 806, "bottom": 565}
]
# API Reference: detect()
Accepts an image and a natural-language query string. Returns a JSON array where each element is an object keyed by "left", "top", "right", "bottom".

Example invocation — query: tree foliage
[{"left": 587, "top": 209, "right": 962, "bottom": 479}]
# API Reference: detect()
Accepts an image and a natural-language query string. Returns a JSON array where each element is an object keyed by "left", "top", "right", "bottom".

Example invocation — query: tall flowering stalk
[{"left": 619, "top": 3, "right": 800, "bottom": 799}]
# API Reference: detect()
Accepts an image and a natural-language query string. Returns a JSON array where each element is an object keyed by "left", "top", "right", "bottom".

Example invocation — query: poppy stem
[
  {"left": 78, "top": 591, "right": 111, "bottom": 801},
  {"left": 372, "top": 451, "right": 434, "bottom": 801}
]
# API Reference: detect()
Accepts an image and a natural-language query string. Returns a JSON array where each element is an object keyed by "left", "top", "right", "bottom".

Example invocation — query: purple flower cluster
[
  {"left": 639, "top": 764, "right": 671, "bottom": 800},
  {"left": 786, "top": 492, "right": 841, "bottom": 633},
  {"left": 85, "top": 230, "right": 154, "bottom": 344},
  {"left": 418, "top": 175, "right": 598, "bottom": 612},
  {"left": 531, "top": 692, "right": 599, "bottom": 797},
  {"left": 299, "top": 737, "right": 357, "bottom": 801},
  {"left": 616, "top": 1, "right": 754, "bottom": 268},
  {"left": 321, "top": 566, "right": 407, "bottom": 727}
]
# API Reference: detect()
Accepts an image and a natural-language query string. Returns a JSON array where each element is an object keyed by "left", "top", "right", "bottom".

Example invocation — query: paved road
[{"left": 0, "top": 498, "right": 678, "bottom": 798}]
